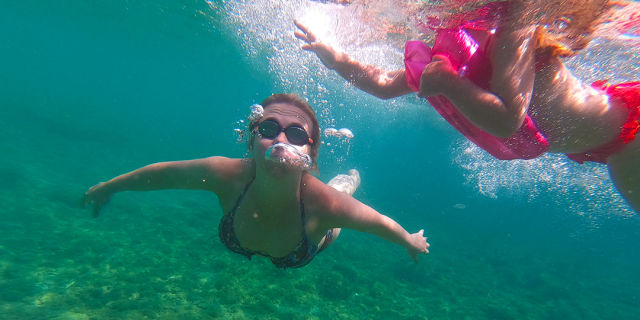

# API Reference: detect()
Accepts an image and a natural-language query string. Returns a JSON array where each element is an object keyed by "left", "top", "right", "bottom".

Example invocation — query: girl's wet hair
[
  {"left": 412, "top": 0, "right": 617, "bottom": 58},
  {"left": 532, "top": 0, "right": 615, "bottom": 57},
  {"left": 248, "top": 93, "right": 321, "bottom": 171}
]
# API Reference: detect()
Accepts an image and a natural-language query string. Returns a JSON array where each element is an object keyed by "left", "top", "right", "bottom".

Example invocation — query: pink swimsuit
[
  {"left": 404, "top": 28, "right": 548, "bottom": 160},
  {"left": 404, "top": 28, "right": 640, "bottom": 164},
  {"left": 566, "top": 81, "right": 640, "bottom": 164}
]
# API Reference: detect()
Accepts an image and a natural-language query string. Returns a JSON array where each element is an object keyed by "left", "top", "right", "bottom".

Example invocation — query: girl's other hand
[
  {"left": 418, "top": 55, "right": 459, "bottom": 98},
  {"left": 83, "top": 182, "right": 113, "bottom": 217},
  {"left": 406, "top": 229, "right": 430, "bottom": 262},
  {"left": 294, "top": 20, "right": 342, "bottom": 70}
]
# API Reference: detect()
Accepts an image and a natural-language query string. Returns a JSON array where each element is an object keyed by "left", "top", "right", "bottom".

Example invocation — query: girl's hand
[
  {"left": 83, "top": 182, "right": 113, "bottom": 217},
  {"left": 418, "top": 55, "right": 459, "bottom": 98},
  {"left": 294, "top": 20, "right": 342, "bottom": 69},
  {"left": 406, "top": 229, "right": 430, "bottom": 262}
]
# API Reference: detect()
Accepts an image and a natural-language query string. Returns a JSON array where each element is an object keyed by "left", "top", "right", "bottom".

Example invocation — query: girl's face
[{"left": 253, "top": 102, "right": 314, "bottom": 171}]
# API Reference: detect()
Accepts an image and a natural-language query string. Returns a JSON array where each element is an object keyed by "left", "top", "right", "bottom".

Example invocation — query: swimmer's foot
[{"left": 348, "top": 169, "right": 361, "bottom": 189}]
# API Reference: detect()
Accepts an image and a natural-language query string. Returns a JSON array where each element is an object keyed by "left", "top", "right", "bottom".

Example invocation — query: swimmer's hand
[
  {"left": 294, "top": 20, "right": 343, "bottom": 70},
  {"left": 418, "top": 55, "right": 459, "bottom": 98},
  {"left": 82, "top": 182, "right": 113, "bottom": 218},
  {"left": 406, "top": 229, "right": 430, "bottom": 262}
]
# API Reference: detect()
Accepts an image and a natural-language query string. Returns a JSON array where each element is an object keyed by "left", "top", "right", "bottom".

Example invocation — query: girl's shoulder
[
  {"left": 201, "top": 157, "right": 253, "bottom": 211},
  {"left": 201, "top": 156, "right": 254, "bottom": 189},
  {"left": 301, "top": 173, "right": 350, "bottom": 215}
]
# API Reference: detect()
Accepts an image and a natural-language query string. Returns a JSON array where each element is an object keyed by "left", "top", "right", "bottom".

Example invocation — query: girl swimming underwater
[
  {"left": 295, "top": 0, "right": 640, "bottom": 213},
  {"left": 84, "top": 93, "right": 429, "bottom": 268}
]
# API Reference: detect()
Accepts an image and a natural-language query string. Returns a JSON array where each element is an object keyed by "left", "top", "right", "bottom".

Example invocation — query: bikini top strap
[
  {"left": 229, "top": 175, "right": 256, "bottom": 217},
  {"left": 299, "top": 173, "right": 308, "bottom": 227}
]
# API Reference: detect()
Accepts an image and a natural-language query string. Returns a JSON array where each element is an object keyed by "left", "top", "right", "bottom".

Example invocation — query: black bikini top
[{"left": 218, "top": 177, "right": 319, "bottom": 268}]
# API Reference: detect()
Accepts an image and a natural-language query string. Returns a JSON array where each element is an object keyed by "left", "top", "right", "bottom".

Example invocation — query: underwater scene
[{"left": 1, "top": 0, "right": 640, "bottom": 319}]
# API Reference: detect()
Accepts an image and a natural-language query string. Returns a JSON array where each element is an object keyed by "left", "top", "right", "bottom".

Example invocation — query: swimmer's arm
[
  {"left": 323, "top": 191, "right": 429, "bottom": 261},
  {"left": 294, "top": 20, "right": 412, "bottom": 99},
  {"left": 422, "top": 25, "right": 536, "bottom": 137},
  {"left": 98, "top": 157, "right": 229, "bottom": 191},
  {"left": 418, "top": 54, "right": 529, "bottom": 137},
  {"left": 332, "top": 58, "right": 413, "bottom": 99},
  {"left": 83, "top": 157, "right": 232, "bottom": 216},
  {"left": 483, "top": 25, "right": 536, "bottom": 137}
]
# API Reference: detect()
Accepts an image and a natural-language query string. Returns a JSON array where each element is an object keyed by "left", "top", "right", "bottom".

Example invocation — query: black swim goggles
[{"left": 256, "top": 119, "right": 314, "bottom": 146}]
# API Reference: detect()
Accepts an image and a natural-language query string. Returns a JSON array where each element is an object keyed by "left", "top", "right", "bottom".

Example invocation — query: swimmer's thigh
[{"left": 608, "top": 138, "right": 640, "bottom": 213}]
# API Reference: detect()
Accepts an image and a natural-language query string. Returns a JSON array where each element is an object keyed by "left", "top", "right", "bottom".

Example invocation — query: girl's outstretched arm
[
  {"left": 294, "top": 20, "right": 412, "bottom": 99},
  {"left": 83, "top": 157, "right": 235, "bottom": 217},
  {"left": 313, "top": 184, "right": 430, "bottom": 262}
]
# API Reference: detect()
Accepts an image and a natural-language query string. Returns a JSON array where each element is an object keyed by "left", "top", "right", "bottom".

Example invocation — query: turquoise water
[{"left": 1, "top": 1, "right": 640, "bottom": 319}]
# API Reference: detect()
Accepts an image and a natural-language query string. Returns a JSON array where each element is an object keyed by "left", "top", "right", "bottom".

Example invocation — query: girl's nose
[{"left": 274, "top": 131, "right": 288, "bottom": 144}]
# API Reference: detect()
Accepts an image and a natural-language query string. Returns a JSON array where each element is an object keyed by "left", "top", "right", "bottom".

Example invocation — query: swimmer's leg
[
  {"left": 327, "top": 169, "right": 361, "bottom": 196},
  {"left": 319, "top": 169, "right": 361, "bottom": 250},
  {"left": 317, "top": 227, "right": 341, "bottom": 253},
  {"left": 607, "top": 139, "right": 640, "bottom": 214}
]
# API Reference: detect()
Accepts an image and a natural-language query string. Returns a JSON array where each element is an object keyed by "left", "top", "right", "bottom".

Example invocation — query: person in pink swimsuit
[{"left": 295, "top": 0, "right": 640, "bottom": 213}]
